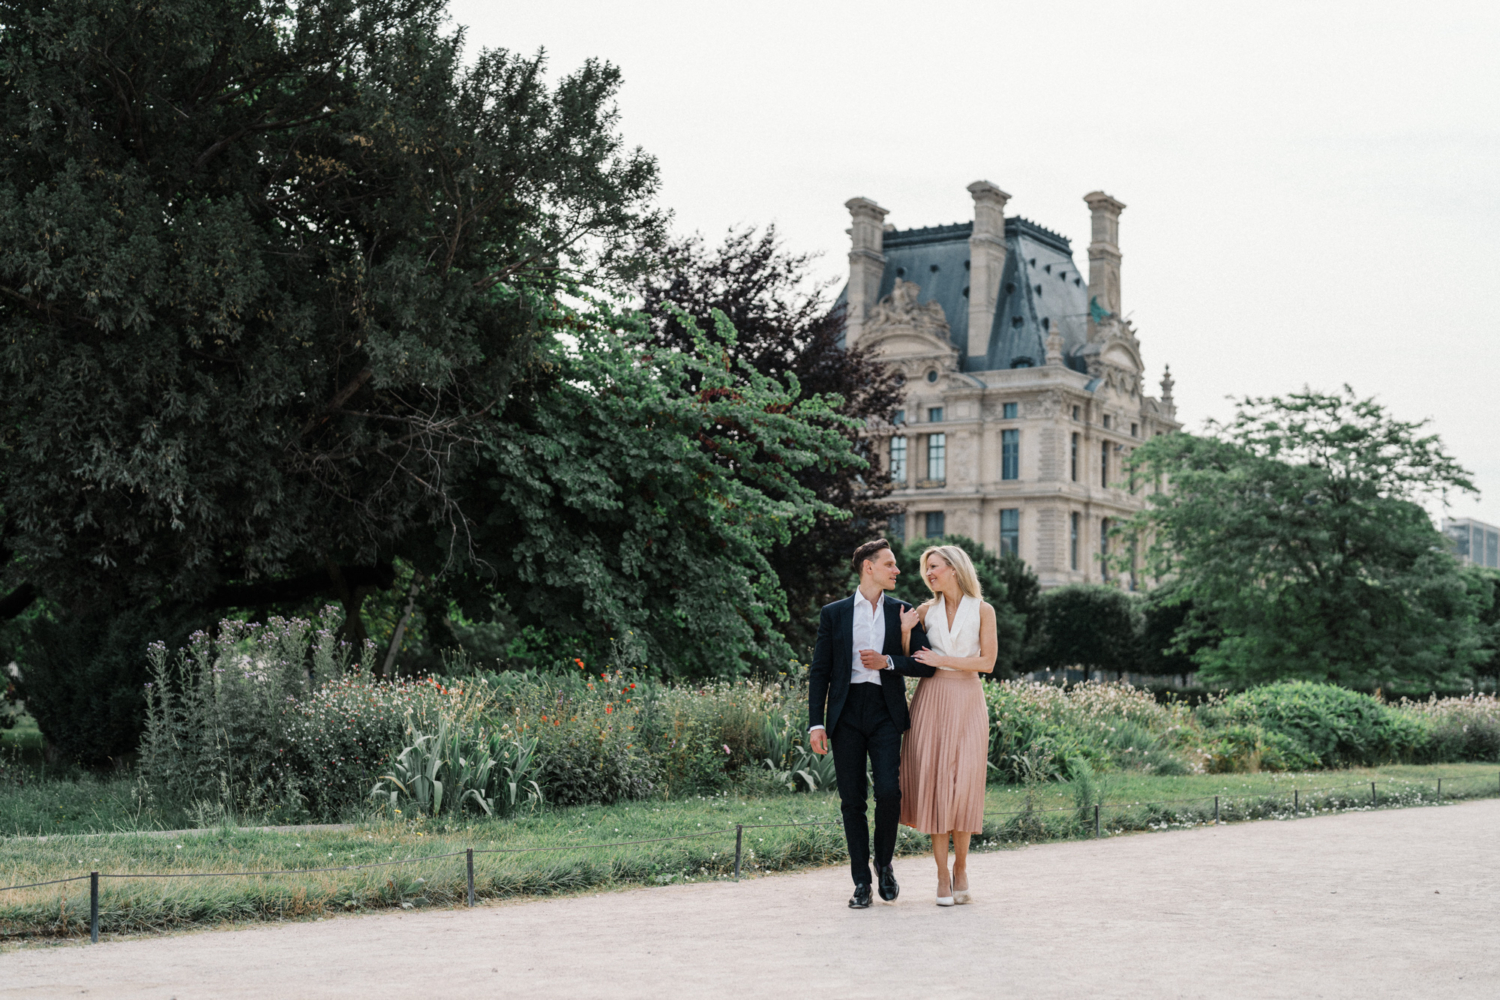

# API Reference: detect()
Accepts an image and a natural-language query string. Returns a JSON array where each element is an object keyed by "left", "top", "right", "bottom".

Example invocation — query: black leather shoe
[
  {"left": 877, "top": 864, "right": 899, "bottom": 902},
  {"left": 848, "top": 883, "right": 873, "bottom": 909}
]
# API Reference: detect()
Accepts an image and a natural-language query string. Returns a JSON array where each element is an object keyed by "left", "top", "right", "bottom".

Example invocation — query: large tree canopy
[
  {"left": 1122, "top": 387, "right": 1483, "bottom": 689},
  {"left": 0, "top": 0, "right": 663, "bottom": 625},
  {"left": 638, "top": 227, "right": 902, "bottom": 647}
]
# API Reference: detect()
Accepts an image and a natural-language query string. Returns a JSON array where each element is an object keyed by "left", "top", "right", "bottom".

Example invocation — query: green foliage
[
  {"left": 19, "top": 605, "right": 201, "bottom": 767},
  {"left": 1199, "top": 682, "right": 1427, "bottom": 769},
  {"left": 370, "top": 717, "right": 541, "bottom": 818},
  {"left": 138, "top": 609, "right": 455, "bottom": 820},
  {"left": 1033, "top": 584, "right": 1140, "bottom": 677},
  {"left": 453, "top": 308, "right": 862, "bottom": 678},
  {"left": 639, "top": 227, "right": 905, "bottom": 645},
  {"left": 0, "top": 0, "right": 663, "bottom": 615},
  {"left": 1124, "top": 387, "right": 1482, "bottom": 689},
  {"left": 1400, "top": 693, "right": 1500, "bottom": 763},
  {"left": 892, "top": 536, "right": 1032, "bottom": 676}
]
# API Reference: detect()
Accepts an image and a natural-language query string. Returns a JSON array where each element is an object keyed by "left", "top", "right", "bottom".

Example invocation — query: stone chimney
[
  {"left": 844, "top": 197, "right": 888, "bottom": 349},
  {"left": 966, "top": 181, "right": 1010, "bottom": 361},
  {"left": 1083, "top": 191, "right": 1126, "bottom": 339}
]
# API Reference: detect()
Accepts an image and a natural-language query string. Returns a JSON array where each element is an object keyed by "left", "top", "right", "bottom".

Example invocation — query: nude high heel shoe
[{"left": 936, "top": 867, "right": 955, "bottom": 907}]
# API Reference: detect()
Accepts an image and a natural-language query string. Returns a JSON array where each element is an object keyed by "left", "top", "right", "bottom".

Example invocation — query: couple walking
[{"left": 808, "top": 537, "right": 999, "bottom": 908}]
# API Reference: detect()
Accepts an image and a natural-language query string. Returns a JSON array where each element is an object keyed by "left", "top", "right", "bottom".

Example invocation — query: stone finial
[
  {"left": 966, "top": 181, "right": 1010, "bottom": 360},
  {"left": 1084, "top": 191, "right": 1126, "bottom": 340},
  {"left": 1045, "top": 327, "right": 1065, "bottom": 366},
  {"left": 1160, "top": 364, "right": 1175, "bottom": 413},
  {"left": 845, "top": 197, "right": 889, "bottom": 349}
]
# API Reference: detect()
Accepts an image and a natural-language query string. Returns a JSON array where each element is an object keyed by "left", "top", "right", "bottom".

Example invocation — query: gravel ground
[{"left": 3, "top": 799, "right": 1497, "bottom": 999}]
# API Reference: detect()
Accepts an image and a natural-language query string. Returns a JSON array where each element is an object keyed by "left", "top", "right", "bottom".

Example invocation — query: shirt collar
[{"left": 852, "top": 589, "right": 885, "bottom": 615}]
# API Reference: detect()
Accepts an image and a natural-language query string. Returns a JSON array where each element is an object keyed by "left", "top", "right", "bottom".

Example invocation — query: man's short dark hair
[{"left": 852, "top": 538, "right": 892, "bottom": 577}]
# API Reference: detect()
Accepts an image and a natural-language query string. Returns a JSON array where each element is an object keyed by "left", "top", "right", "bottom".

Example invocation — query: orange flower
[{"left": 605, "top": 704, "right": 614, "bottom": 714}]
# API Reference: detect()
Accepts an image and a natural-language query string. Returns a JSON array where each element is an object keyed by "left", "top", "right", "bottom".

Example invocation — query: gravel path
[{"left": 4, "top": 800, "right": 1497, "bottom": 999}]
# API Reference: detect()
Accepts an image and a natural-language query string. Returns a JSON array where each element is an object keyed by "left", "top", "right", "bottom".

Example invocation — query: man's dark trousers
[{"left": 832, "top": 682, "right": 902, "bottom": 886}]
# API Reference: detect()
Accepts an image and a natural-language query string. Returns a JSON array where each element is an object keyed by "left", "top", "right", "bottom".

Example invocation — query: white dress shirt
[{"left": 811, "top": 589, "right": 894, "bottom": 733}]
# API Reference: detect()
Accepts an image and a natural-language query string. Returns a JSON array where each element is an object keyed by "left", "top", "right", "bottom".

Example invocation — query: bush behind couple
[{"left": 808, "top": 538, "right": 999, "bottom": 908}]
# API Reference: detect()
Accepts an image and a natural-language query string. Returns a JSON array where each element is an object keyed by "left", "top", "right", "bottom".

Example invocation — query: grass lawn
[{"left": 3, "top": 761, "right": 1497, "bottom": 944}]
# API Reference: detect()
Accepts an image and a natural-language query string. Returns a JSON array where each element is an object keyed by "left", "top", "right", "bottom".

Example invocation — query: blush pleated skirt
[{"left": 899, "top": 669, "right": 989, "bottom": 835}]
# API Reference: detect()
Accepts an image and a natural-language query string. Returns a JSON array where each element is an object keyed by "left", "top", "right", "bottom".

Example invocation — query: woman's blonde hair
[{"left": 919, "top": 545, "right": 983, "bottom": 600}]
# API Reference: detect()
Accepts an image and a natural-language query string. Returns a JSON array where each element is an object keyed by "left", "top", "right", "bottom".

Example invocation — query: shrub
[
  {"left": 1399, "top": 694, "right": 1500, "bottom": 763},
  {"left": 370, "top": 716, "right": 542, "bottom": 818},
  {"left": 139, "top": 609, "right": 461, "bottom": 821},
  {"left": 1199, "top": 682, "right": 1426, "bottom": 768}
]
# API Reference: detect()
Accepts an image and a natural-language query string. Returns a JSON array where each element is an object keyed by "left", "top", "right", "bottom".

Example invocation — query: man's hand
[
  {"left": 810, "top": 728, "right": 829, "bottom": 755},
  {"left": 858, "top": 649, "right": 887, "bottom": 671}
]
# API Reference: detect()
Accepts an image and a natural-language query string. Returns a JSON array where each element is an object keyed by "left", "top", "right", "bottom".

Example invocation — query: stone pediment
[{"left": 863, "top": 279, "right": 955, "bottom": 360}]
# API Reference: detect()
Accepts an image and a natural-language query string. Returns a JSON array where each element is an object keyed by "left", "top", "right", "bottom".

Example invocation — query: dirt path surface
[{"left": 4, "top": 800, "right": 1498, "bottom": 999}]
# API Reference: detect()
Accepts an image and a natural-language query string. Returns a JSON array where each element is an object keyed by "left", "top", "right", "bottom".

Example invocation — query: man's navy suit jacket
[{"left": 808, "top": 593, "right": 934, "bottom": 735}]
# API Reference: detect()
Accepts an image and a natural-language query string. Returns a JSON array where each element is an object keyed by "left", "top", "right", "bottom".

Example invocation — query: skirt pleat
[{"left": 899, "top": 671, "right": 989, "bottom": 835}]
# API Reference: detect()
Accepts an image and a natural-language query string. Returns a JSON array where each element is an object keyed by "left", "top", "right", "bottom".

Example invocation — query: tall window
[
  {"left": 1001, "top": 429, "right": 1019, "bottom": 480},
  {"left": 1000, "top": 508, "right": 1019, "bottom": 558},
  {"left": 889, "top": 512, "right": 906, "bottom": 543},
  {"left": 928, "top": 406, "right": 944, "bottom": 423},
  {"left": 1002, "top": 402, "right": 1018, "bottom": 419},
  {"left": 927, "top": 433, "right": 946, "bottom": 481},
  {"left": 889, "top": 436, "right": 907, "bottom": 484},
  {"left": 1069, "top": 512, "right": 1080, "bottom": 571},
  {"left": 1070, "top": 433, "right": 1079, "bottom": 482},
  {"left": 894, "top": 409, "right": 906, "bottom": 425},
  {"left": 1100, "top": 517, "right": 1111, "bottom": 582},
  {"left": 1101, "top": 442, "right": 1109, "bottom": 487},
  {"left": 925, "top": 511, "right": 945, "bottom": 538}
]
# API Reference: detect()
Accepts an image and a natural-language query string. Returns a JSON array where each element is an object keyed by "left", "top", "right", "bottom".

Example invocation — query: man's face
[{"left": 864, "top": 547, "right": 901, "bottom": 591}]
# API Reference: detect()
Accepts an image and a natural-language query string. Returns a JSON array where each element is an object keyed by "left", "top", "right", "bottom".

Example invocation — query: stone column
[
  {"left": 844, "top": 197, "right": 888, "bottom": 349},
  {"left": 966, "top": 181, "right": 1010, "bottom": 361},
  {"left": 1084, "top": 191, "right": 1126, "bottom": 339}
]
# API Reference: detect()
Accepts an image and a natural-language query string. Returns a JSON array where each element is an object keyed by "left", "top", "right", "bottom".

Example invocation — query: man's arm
[
  {"left": 886, "top": 608, "right": 936, "bottom": 678},
  {"left": 808, "top": 605, "right": 834, "bottom": 732}
]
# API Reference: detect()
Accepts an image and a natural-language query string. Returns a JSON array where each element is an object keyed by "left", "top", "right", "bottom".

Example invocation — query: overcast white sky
[{"left": 450, "top": 0, "right": 1500, "bottom": 525}]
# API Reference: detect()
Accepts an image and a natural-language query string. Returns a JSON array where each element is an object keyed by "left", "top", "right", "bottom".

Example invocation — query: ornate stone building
[{"left": 843, "top": 181, "right": 1180, "bottom": 589}]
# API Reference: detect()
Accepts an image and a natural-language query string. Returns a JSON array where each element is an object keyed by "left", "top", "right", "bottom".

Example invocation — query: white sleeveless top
[{"left": 924, "top": 594, "right": 981, "bottom": 668}]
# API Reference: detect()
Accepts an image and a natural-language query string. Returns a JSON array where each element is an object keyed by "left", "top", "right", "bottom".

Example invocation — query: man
[{"left": 809, "top": 538, "right": 934, "bottom": 908}]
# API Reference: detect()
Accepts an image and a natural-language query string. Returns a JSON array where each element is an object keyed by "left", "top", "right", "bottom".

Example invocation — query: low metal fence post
[
  {"left": 1214, "top": 796, "right": 1219, "bottom": 825},
  {"left": 1437, "top": 778, "right": 1441, "bottom": 800},
  {"left": 1293, "top": 789, "right": 1298, "bottom": 814},
  {"left": 734, "top": 825, "right": 743, "bottom": 881},
  {"left": 1094, "top": 804, "right": 1100, "bottom": 838},
  {"left": 90, "top": 871, "right": 99, "bottom": 943},
  {"left": 466, "top": 849, "right": 474, "bottom": 908},
  {"left": 1371, "top": 781, "right": 1377, "bottom": 807}
]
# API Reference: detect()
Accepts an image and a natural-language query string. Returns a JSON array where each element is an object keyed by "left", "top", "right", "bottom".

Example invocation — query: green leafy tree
[
  {"left": 0, "top": 0, "right": 664, "bottom": 636},
  {"left": 639, "top": 227, "right": 903, "bottom": 647},
  {"left": 893, "top": 536, "right": 1031, "bottom": 677},
  {"left": 1122, "top": 387, "right": 1482, "bottom": 689},
  {"left": 438, "top": 305, "right": 864, "bottom": 679},
  {"left": 1033, "top": 584, "right": 1140, "bottom": 680}
]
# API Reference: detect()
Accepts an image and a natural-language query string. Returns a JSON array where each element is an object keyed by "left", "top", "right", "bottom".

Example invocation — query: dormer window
[{"left": 925, "top": 370, "right": 938, "bottom": 383}]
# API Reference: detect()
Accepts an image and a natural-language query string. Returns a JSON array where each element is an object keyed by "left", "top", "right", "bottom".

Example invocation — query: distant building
[
  {"left": 1443, "top": 517, "right": 1500, "bottom": 569},
  {"left": 842, "top": 182, "right": 1179, "bottom": 589}
]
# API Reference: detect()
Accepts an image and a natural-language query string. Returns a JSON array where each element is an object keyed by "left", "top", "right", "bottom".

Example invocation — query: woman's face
[{"left": 925, "top": 553, "right": 955, "bottom": 593}]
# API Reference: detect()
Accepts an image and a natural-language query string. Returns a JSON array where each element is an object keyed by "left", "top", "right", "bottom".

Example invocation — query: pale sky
[{"left": 450, "top": 0, "right": 1500, "bottom": 525}]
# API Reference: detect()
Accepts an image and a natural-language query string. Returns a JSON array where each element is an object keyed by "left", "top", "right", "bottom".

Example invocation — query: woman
[{"left": 898, "top": 544, "right": 998, "bottom": 906}]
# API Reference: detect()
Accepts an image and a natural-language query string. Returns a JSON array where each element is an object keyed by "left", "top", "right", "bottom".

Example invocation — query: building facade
[
  {"left": 844, "top": 181, "right": 1180, "bottom": 589},
  {"left": 1443, "top": 517, "right": 1500, "bottom": 569}
]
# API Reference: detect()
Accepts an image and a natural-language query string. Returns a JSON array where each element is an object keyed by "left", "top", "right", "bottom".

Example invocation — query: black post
[
  {"left": 1437, "top": 778, "right": 1442, "bottom": 800},
  {"left": 1294, "top": 789, "right": 1299, "bottom": 814},
  {"left": 1371, "top": 781, "right": 1377, "bottom": 807},
  {"left": 1093, "top": 804, "right": 1100, "bottom": 838},
  {"left": 466, "top": 848, "right": 475, "bottom": 908},
  {"left": 1214, "top": 796, "right": 1219, "bottom": 825},
  {"left": 90, "top": 871, "right": 99, "bottom": 943},
  {"left": 734, "top": 825, "right": 743, "bottom": 881}
]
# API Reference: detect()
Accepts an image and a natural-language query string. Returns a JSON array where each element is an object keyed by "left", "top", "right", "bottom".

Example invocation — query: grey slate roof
[{"left": 857, "top": 217, "right": 1092, "bottom": 375}]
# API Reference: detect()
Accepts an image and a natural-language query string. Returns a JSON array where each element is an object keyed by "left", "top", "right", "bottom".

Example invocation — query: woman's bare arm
[{"left": 912, "top": 602, "right": 999, "bottom": 673}]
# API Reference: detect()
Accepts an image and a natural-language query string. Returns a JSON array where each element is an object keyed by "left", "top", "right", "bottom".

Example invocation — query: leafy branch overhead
[{"left": 0, "top": 0, "right": 665, "bottom": 621}]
